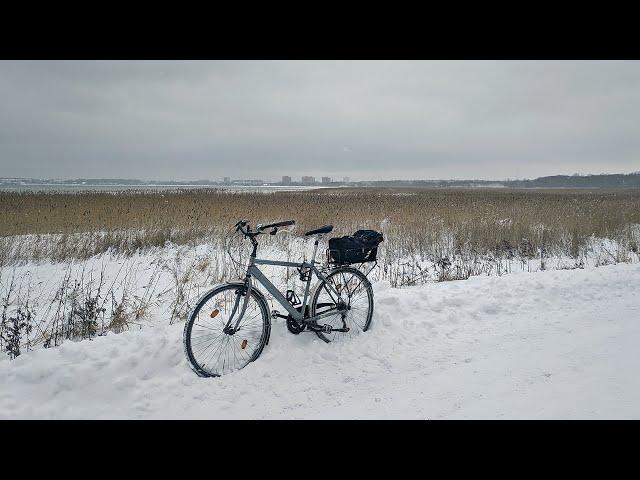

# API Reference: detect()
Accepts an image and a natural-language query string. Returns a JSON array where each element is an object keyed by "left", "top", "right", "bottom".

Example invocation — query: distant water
[{"left": 0, "top": 184, "right": 325, "bottom": 193}]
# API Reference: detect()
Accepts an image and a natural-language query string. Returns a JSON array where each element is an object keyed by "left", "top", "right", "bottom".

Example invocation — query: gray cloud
[{"left": 1, "top": 60, "right": 639, "bottom": 181}]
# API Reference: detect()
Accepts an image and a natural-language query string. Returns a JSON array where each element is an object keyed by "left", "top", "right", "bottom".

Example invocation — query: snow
[{"left": 1, "top": 261, "right": 639, "bottom": 419}]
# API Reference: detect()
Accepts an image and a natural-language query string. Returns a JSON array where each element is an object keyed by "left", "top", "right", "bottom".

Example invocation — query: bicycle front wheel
[
  {"left": 310, "top": 266, "right": 374, "bottom": 343},
  {"left": 183, "top": 283, "right": 270, "bottom": 377}
]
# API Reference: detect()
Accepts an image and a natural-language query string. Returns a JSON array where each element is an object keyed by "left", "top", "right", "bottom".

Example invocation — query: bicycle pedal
[
  {"left": 271, "top": 310, "right": 280, "bottom": 318},
  {"left": 322, "top": 324, "right": 332, "bottom": 334}
]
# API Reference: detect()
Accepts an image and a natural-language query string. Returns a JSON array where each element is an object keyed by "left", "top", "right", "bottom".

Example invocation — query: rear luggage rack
[{"left": 326, "top": 246, "right": 379, "bottom": 266}]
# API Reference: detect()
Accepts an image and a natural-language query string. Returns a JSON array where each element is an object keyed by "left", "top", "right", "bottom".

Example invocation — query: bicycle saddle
[{"left": 304, "top": 225, "right": 334, "bottom": 236}]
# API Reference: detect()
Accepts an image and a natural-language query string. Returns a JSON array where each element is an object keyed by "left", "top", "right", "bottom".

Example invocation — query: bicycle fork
[{"left": 223, "top": 276, "right": 253, "bottom": 335}]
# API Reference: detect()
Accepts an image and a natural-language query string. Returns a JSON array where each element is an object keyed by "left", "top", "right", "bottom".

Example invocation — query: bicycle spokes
[
  {"left": 186, "top": 286, "right": 268, "bottom": 377},
  {"left": 311, "top": 267, "right": 374, "bottom": 343}
]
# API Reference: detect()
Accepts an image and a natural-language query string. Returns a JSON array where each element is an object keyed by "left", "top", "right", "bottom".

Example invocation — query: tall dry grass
[{"left": 2, "top": 187, "right": 640, "bottom": 266}]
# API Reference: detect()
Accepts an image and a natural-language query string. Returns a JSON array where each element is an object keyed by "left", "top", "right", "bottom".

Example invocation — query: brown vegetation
[{"left": 2, "top": 187, "right": 640, "bottom": 265}]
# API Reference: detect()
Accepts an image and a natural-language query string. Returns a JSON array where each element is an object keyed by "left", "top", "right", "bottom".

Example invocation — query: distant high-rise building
[
  {"left": 321, "top": 177, "right": 331, "bottom": 184},
  {"left": 223, "top": 177, "right": 231, "bottom": 184},
  {"left": 301, "top": 176, "right": 315, "bottom": 185},
  {"left": 282, "top": 175, "right": 292, "bottom": 185}
]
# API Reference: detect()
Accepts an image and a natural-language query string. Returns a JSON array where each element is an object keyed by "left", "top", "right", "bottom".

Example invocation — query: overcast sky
[{"left": 1, "top": 60, "right": 638, "bottom": 181}]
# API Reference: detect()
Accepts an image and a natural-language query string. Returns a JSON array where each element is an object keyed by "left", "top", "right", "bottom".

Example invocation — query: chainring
[{"left": 286, "top": 316, "right": 306, "bottom": 334}]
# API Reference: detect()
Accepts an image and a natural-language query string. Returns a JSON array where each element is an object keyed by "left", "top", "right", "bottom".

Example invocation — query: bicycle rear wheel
[
  {"left": 310, "top": 266, "right": 374, "bottom": 343},
  {"left": 183, "top": 283, "right": 270, "bottom": 377}
]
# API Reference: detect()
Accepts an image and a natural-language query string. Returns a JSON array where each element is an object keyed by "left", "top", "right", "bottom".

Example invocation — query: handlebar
[
  {"left": 235, "top": 219, "right": 295, "bottom": 236},
  {"left": 256, "top": 220, "right": 295, "bottom": 232},
  {"left": 234, "top": 219, "right": 295, "bottom": 255}
]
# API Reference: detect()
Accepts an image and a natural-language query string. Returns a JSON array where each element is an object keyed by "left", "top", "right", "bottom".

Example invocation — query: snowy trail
[{"left": 1, "top": 262, "right": 639, "bottom": 419}]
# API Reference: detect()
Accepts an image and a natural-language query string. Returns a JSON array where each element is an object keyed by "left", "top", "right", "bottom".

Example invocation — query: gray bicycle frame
[{"left": 229, "top": 236, "right": 343, "bottom": 330}]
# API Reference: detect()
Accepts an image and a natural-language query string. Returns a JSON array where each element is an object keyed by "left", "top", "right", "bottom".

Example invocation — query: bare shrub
[{"left": 0, "top": 270, "right": 36, "bottom": 359}]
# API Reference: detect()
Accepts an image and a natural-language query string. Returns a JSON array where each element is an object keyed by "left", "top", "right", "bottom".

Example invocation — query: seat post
[{"left": 310, "top": 235, "right": 321, "bottom": 264}]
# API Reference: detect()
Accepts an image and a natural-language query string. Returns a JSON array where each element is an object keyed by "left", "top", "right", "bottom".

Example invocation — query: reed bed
[{"left": 2, "top": 187, "right": 640, "bottom": 266}]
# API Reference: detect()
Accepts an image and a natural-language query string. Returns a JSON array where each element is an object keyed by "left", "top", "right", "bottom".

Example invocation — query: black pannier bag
[{"left": 328, "top": 229, "right": 384, "bottom": 265}]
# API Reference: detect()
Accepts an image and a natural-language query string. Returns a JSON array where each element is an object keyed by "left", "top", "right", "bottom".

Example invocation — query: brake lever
[{"left": 234, "top": 219, "right": 249, "bottom": 231}]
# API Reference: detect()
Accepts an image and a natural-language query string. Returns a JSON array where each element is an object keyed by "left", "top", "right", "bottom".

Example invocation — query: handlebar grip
[{"left": 234, "top": 220, "right": 250, "bottom": 234}]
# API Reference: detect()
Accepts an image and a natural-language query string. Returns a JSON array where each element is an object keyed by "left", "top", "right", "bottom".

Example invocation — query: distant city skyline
[
  {"left": 3, "top": 171, "right": 639, "bottom": 190},
  {"left": 4, "top": 169, "right": 639, "bottom": 185}
]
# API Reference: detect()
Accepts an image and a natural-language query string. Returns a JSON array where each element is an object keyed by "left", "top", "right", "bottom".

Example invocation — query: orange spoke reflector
[
  {"left": 210, "top": 309, "right": 220, "bottom": 318},
  {"left": 240, "top": 339, "right": 248, "bottom": 349}
]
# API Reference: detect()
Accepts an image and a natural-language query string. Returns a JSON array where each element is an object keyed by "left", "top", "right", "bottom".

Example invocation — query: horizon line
[{"left": 2, "top": 171, "right": 640, "bottom": 185}]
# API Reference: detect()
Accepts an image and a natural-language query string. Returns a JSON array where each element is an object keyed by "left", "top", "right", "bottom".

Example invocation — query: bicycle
[{"left": 183, "top": 219, "right": 376, "bottom": 377}]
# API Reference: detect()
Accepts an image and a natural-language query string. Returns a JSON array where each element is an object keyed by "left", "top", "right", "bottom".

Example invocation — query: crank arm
[
  {"left": 305, "top": 320, "right": 349, "bottom": 333},
  {"left": 304, "top": 323, "right": 350, "bottom": 333}
]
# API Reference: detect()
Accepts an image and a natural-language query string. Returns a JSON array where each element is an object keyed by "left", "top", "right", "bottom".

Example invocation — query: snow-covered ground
[{"left": 1, "top": 261, "right": 638, "bottom": 419}]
